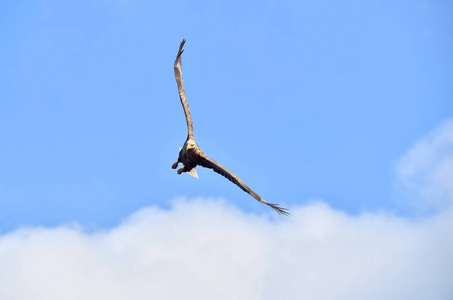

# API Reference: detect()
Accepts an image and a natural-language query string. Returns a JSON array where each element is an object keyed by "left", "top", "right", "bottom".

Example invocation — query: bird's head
[{"left": 186, "top": 141, "right": 196, "bottom": 151}]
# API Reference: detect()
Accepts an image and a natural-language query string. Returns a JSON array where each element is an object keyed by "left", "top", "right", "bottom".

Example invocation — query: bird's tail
[{"left": 187, "top": 167, "right": 199, "bottom": 179}]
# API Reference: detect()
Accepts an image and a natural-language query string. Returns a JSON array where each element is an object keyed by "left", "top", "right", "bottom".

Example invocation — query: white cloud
[
  {"left": 397, "top": 119, "right": 453, "bottom": 209},
  {"left": 1, "top": 119, "right": 453, "bottom": 300},
  {"left": 1, "top": 199, "right": 452, "bottom": 300}
]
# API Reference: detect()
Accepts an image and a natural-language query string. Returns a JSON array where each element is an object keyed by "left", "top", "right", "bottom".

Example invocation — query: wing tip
[
  {"left": 175, "top": 39, "right": 186, "bottom": 68},
  {"left": 177, "top": 39, "right": 186, "bottom": 57},
  {"left": 268, "top": 203, "right": 290, "bottom": 217}
]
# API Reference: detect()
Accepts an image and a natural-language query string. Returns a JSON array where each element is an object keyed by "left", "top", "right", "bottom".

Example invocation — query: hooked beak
[{"left": 186, "top": 144, "right": 192, "bottom": 151}]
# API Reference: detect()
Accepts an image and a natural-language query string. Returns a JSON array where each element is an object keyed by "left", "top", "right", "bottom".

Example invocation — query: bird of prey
[{"left": 171, "top": 40, "right": 289, "bottom": 216}]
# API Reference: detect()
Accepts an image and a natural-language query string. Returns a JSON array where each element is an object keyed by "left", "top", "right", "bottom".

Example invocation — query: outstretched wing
[
  {"left": 197, "top": 152, "right": 290, "bottom": 216},
  {"left": 174, "top": 39, "right": 193, "bottom": 137}
]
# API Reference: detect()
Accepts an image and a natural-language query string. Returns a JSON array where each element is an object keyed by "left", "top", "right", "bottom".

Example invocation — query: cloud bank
[
  {"left": 1, "top": 200, "right": 452, "bottom": 300},
  {"left": 397, "top": 119, "right": 453, "bottom": 210},
  {"left": 1, "top": 119, "right": 453, "bottom": 300}
]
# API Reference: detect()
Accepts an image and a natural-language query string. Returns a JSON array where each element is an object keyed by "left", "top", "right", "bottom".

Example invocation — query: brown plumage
[{"left": 171, "top": 39, "right": 289, "bottom": 216}]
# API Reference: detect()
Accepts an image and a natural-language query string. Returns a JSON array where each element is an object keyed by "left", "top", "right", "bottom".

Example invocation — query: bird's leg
[
  {"left": 177, "top": 168, "right": 184, "bottom": 175},
  {"left": 172, "top": 161, "right": 179, "bottom": 169}
]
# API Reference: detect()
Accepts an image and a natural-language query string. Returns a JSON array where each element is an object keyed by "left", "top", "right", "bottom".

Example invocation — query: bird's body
[
  {"left": 174, "top": 137, "right": 199, "bottom": 177},
  {"left": 171, "top": 40, "right": 289, "bottom": 216}
]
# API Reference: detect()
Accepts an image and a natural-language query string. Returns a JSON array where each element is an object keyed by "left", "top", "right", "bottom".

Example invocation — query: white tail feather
[{"left": 188, "top": 167, "right": 198, "bottom": 179}]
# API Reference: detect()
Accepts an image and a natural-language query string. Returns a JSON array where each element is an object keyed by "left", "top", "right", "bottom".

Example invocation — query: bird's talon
[
  {"left": 177, "top": 168, "right": 184, "bottom": 174},
  {"left": 172, "top": 162, "right": 179, "bottom": 169}
]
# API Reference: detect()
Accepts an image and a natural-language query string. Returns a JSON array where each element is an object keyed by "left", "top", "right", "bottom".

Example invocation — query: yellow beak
[{"left": 186, "top": 144, "right": 192, "bottom": 151}]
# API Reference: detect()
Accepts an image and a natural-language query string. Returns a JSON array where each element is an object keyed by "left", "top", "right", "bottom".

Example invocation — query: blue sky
[
  {"left": 1, "top": 0, "right": 452, "bottom": 231},
  {"left": 1, "top": 2, "right": 453, "bottom": 299}
]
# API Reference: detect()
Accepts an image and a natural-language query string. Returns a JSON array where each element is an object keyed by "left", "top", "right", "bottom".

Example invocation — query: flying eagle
[{"left": 171, "top": 40, "right": 289, "bottom": 216}]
